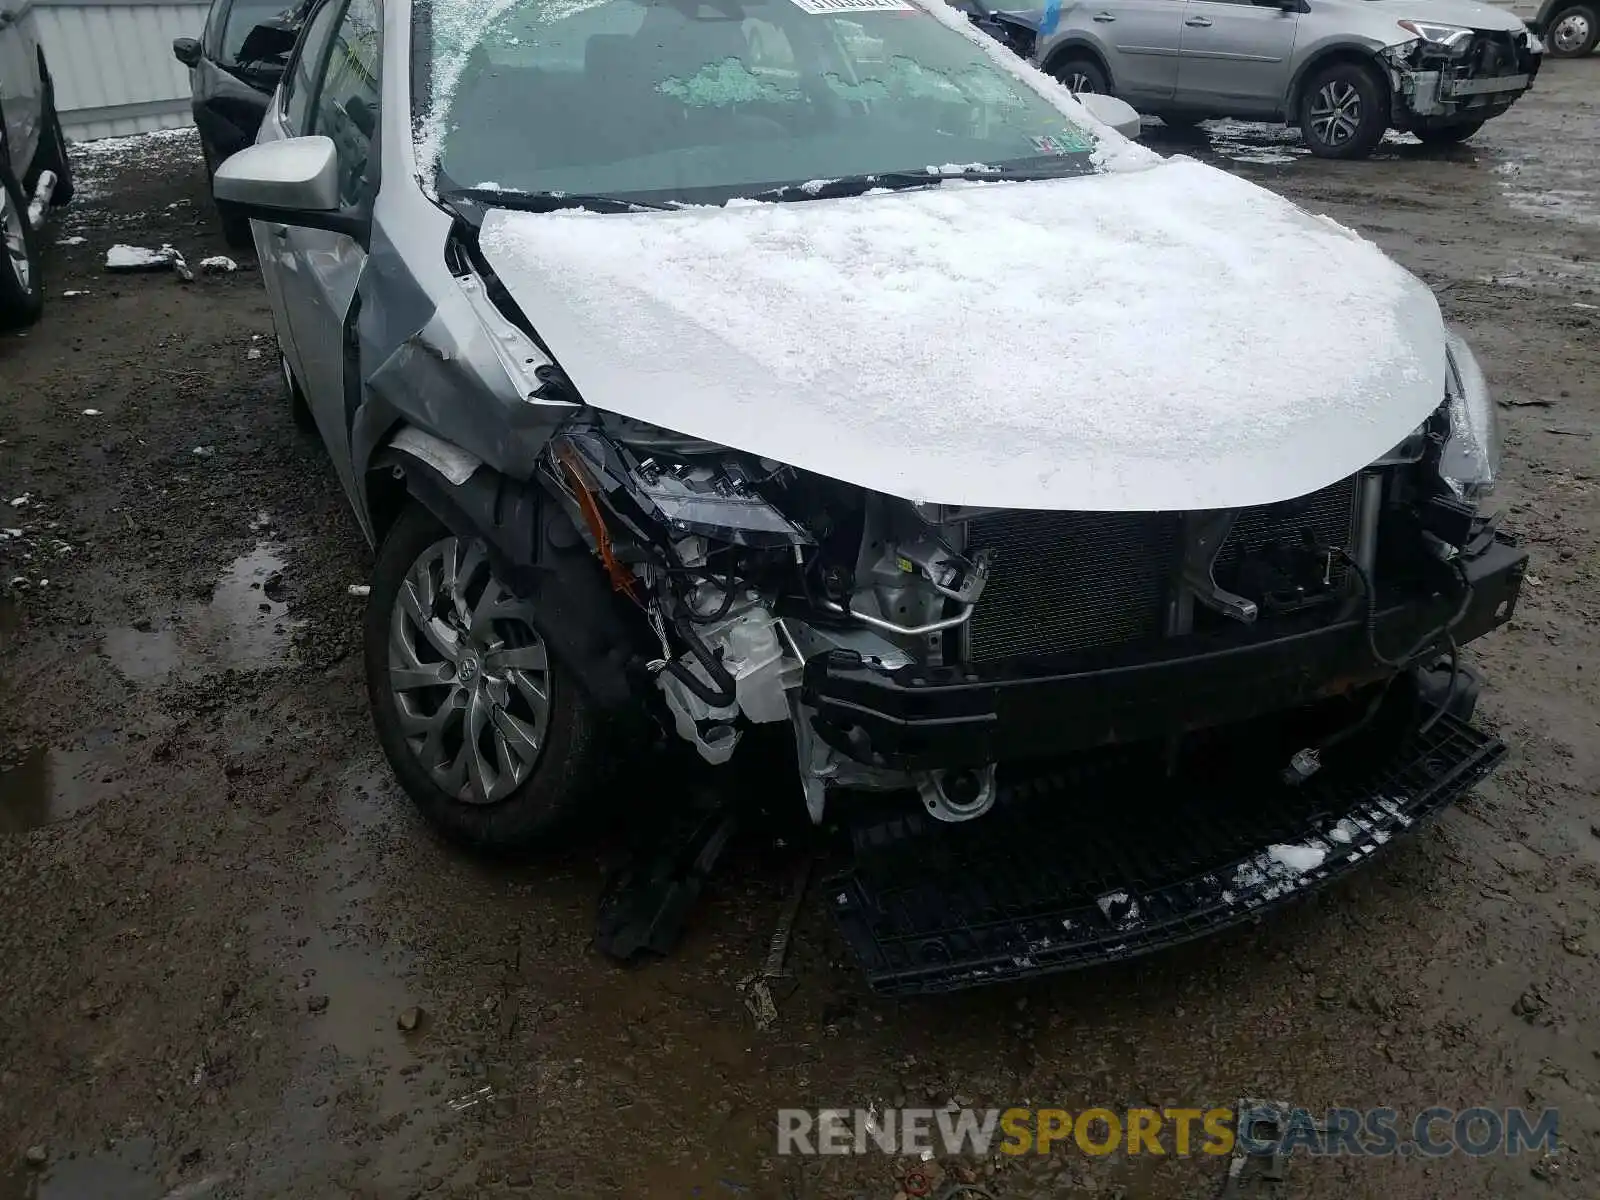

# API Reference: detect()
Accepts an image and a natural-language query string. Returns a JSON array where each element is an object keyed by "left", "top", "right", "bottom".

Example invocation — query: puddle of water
[
  {"left": 0, "top": 746, "right": 118, "bottom": 835},
  {"left": 101, "top": 542, "right": 299, "bottom": 681},
  {"left": 0, "top": 1137, "right": 164, "bottom": 1200},
  {"left": 1494, "top": 152, "right": 1600, "bottom": 228},
  {"left": 242, "top": 761, "right": 452, "bottom": 1192}
]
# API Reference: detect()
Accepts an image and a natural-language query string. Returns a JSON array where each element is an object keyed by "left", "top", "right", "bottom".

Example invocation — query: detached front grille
[
  {"left": 964, "top": 477, "right": 1362, "bottom": 663},
  {"left": 966, "top": 512, "right": 1179, "bottom": 662}
]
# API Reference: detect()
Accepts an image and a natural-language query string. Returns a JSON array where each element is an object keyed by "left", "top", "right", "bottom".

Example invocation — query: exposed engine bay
[{"left": 534, "top": 377, "right": 1521, "bottom": 831}]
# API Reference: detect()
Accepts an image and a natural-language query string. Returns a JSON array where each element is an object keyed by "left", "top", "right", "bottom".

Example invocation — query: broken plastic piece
[{"left": 594, "top": 795, "right": 738, "bottom": 962}]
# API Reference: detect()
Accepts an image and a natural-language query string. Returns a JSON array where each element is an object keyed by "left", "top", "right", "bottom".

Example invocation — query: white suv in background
[{"left": 0, "top": 1, "right": 72, "bottom": 330}]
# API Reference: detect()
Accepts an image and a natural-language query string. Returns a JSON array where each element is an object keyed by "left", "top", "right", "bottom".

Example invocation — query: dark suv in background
[
  {"left": 1, "top": 1, "right": 72, "bottom": 330},
  {"left": 174, "top": 0, "right": 304, "bottom": 245}
]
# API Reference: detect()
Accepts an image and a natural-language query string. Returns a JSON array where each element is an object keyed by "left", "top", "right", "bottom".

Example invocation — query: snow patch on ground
[
  {"left": 70, "top": 126, "right": 199, "bottom": 159},
  {"left": 105, "top": 244, "right": 172, "bottom": 270},
  {"left": 198, "top": 256, "right": 239, "bottom": 274}
]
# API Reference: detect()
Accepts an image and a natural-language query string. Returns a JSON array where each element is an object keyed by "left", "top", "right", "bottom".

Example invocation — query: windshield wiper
[
  {"left": 451, "top": 187, "right": 674, "bottom": 214},
  {"left": 751, "top": 166, "right": 1078, "bottom": 203}
]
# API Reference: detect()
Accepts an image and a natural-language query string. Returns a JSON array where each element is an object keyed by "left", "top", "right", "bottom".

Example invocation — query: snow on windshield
[
  {"left": 414, "top": 0, "right": 611, "bottom": 191},
  {"left": 412, "top": 0, "right": 1154, "bottom": 191}
]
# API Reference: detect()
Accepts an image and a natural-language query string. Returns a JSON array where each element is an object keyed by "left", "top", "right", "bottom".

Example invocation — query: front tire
[
  {"left": 365, "top": 504, "right": 609, "bottom": 852},
  {"left": 0, "top": 160, "right": 44, "bottom": 332},
  {"left": 1048, "top": 56, "right": 1110, "bottom": 98},
  {"left": 1299, "top": 62, "right": 1388, "bottom": 160},
  {"left": 1416, "top": 120, "right": 1485, "bottom": 146},
  {"left": 202, "top": 139, "right": 254, "bottom": 251},
  {"left": 1544, "top": 3, "right": 1598, "bottom": 57}
]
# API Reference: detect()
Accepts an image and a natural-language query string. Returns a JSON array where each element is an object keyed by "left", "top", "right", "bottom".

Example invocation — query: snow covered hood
[{"left": 478, "top": 158, "right": 1447, "bottom": 512}]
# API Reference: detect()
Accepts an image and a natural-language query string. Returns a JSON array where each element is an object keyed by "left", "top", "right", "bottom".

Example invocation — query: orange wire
[{"left": 555, "top": 444, "right": 641, "bottom": 602}]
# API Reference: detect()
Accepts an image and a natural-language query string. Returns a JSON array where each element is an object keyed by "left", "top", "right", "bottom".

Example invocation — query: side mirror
[
  {"left": 1076, "top": 92, "right": 1142, "bottom": 140},
  {"left": 213, "top": 136, "right": 366, "bottom": 238},
  {"left": 172, "top": 37, "right": 202, "bottom": 67}
]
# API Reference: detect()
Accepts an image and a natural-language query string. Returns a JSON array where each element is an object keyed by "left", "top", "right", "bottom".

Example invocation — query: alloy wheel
[
  {"left": 1551, "top": 11, "right": 1592, "bottom": 54},
  {"left": 1309, "top": 80, "right": 1362, "bottom": 147},
  {"left": 1, "top": 187, "right": 29, "bottom": 292},
  {"left": 1064, "top": 71, "right": 1097, "bottom": 95},
  {"left": 388, "top": 535, "right": 553, "bottom": 805}
]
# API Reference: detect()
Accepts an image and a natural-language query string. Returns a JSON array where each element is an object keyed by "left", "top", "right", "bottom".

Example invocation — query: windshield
[
  {"left": 415, "top": 0, "right": 1100, "bottom": 206},
  {"left": 224, "top": 0, "right": 295, "bottom": 65}
]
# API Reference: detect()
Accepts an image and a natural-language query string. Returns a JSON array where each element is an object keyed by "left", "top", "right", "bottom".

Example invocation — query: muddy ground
[{"left": 2, "top": 62, "right": 1598, "bottom": 1200}]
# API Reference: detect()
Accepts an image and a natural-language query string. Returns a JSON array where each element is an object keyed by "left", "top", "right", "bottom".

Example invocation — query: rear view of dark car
[{"left": 174, "top": 0, "right": 303, "bottom": 246}]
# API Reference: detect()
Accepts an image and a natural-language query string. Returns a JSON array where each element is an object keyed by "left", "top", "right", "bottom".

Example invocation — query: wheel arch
[
  {"left": 1287, "top": 44, "right": 1392, "bottom": 121},
  {"left": 1040, "top": 38, "right": 1116, "bottom": 92},
  {"left": 366, "top": 425, "right": 645, "bottom": 712}
]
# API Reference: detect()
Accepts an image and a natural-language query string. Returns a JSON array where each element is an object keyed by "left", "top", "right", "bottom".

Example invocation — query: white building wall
[{"left": 32, "top": 0, "right": 208, "bottom": 141}]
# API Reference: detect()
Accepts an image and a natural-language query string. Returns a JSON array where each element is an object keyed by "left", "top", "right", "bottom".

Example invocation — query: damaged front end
[
  {"left": 533, "top": 344, "right": 1523, "bottom": 989},
  {"left": 536, "top": 415, "right": 1004, "bottom": 822},
  {"left": 1380, "top": 21, "right": 1543, "bottom": 132}
]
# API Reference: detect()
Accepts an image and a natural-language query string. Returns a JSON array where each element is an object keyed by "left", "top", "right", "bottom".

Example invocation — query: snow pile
[
  {"left": 198, "top": 256, "right": 240, "bottom": 274},
  {"left": 105, "top": 244, "right": 173, "bottom": 271},
  {"left": 1267, "top": 842, "right": 1327, "bottom": 873},
  {"left": 482, "top": 156, "right": 1444, "bottom": 511}
]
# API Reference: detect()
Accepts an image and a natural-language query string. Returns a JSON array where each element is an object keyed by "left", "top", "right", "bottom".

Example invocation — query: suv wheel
[
  {"left": 1049, "top": 56, "right": 1109, "bottom": 97},
  {"left": 364, "top": 504, "right": 615, "bottom": 852},
  {"left": 201, "top": 140, "right": 254, "bottom": 251},
  {"left": 1300, "top": 62, "right": 1388, "bottom": 160},
  {"left": 0, "top": 160, "right": 43, "bottom": 331},
  {"left": 1545, "top": 3, "right": 1598, "bottom": 57}
]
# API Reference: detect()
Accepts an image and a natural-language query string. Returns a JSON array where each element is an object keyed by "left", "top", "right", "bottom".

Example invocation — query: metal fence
[{"left": 32, "top": 0, "right": 207, "bottom": 141}]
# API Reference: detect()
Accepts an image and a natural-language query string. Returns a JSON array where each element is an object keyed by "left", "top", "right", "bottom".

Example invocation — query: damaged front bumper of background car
[
  {"left": 1380, "top": 21, "right": 1543, "bottom": 131},
  {"left": 471, "top": 331, "right": 1525, "bottom": 992}
]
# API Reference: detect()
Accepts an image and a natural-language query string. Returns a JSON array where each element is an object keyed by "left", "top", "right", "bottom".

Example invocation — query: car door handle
[
  {"left": 1092, "top": 11, "right": 1116, "bottom": 20},
  {"left": 1184, "top": 15, "right": 1213, "bottom": 25}
]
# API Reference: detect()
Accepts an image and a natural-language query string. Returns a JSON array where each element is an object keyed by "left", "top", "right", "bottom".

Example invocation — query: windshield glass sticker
[
  {"left": 1031, "top": 131, "right": 1091, "bottom": 156},
  {"left": 787, "top": 0, "right": 915, "bottom": 14}
]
